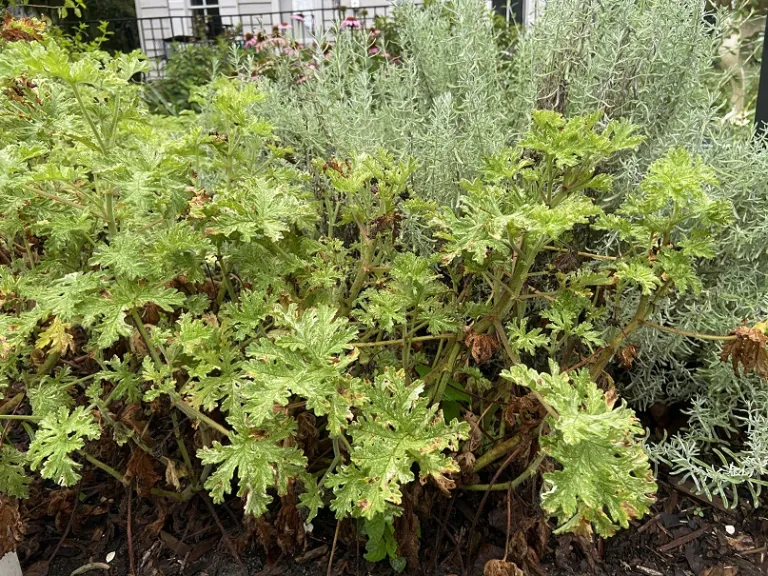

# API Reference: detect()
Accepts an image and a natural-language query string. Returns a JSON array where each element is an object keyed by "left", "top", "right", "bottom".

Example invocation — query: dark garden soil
[{"left": 12, "top": 469, "right": 768, "bottom": 576}]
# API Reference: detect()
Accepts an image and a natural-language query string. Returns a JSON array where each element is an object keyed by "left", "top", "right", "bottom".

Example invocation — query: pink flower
[
  {"left": 368, "top": 27, "right": 380, "bottom": 38},
  {"left": 368, "top": 46, "right": 380, "bottom": 55},
  {"left": 340, "top": 17, "right": 361, "bottom": 29},
  {"left": 277, "top": 22, "right": 290, "bottom": 31},
  {"left": 244, "top": 37, "right": 258, "bottom": 49},
  {"left": 291, "top": 13, "right": 305, "bottom": 21}
]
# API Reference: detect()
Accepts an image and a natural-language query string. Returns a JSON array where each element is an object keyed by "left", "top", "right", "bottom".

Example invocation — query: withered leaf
[
  {"left": 1, "top": 14, "right": 46, "bottom": 43},
  {"left": 484, "top": 559, "right": 525, "bottom": 576},
  {"left": 617, "top": 344, "right": 638, "bottom": 370},
  {"left": 428, "top": 474, "right": 456, "bottom": 496},
  {"left": 503, "top": 393, "right": 546, "bottom": 433},
  {"left": 0, "top": 496, "right": 23, "bottom": 556},
  {"left": 124, "top": 450, "right": 161, "bottom": 497},
  {"left": 275, "top": 480, "right": 304, "bottom": 554},
  {"left": 463, "top": 411, "right": 483, "bottom": 452},
  {"left": 394, "top": 494, "right": 420, "bottom": 569},
  {"left": 464, "top": 330, "right": 498, "bottom": 364},
  {"left": 720, "top": 325, "right": 768, "bottom": 379},
  {"left": 164, "top": 459, "right": 183, "bottom": 491},
  {"left": 23, "top": 560, "right": 49, "bottom": 576}
]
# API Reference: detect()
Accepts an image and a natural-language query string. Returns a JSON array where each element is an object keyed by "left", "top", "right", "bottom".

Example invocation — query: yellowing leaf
[{"left": 36, "top": 317, "right": 75, "bottom": 356}]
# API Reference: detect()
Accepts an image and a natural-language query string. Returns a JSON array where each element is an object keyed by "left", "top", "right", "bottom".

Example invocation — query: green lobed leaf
[
  {"left": 27, "top": 406, "right": 101, "bottom": 487},
  {"left": 503, "top": 362, "right": 656, "bottom": 538}
]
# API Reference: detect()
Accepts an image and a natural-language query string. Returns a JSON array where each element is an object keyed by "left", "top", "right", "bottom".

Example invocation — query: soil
[{"left": 14, "top": 471, "right": 767, "bottom": 576}]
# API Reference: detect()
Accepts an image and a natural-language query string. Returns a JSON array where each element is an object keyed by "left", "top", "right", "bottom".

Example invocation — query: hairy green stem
[
  {"left": 220, "top": 263, "right": 237, "bottom": 302},
  {"left": 37, "top": 352, "right": 61, "bottom": 377},
  {"left": 130, "top": 309, "right": 162, "bottom": 366},
  {"left": 23, "top": 234, "right": 35, "bottom": 270},
  {"left": 342, "top": 236, "right": 376, "bottom": 313},
  {"left": 171, "top": 411, "right": 195, "bottom": 481},
  {"left": 0, "top": 414, "right": 40, "bottom": 421},
  {"left": 24, "top": 185, "right": 89, "bottom": 213},
  {"left": 173, "top": 397, "right": 230, "bottom": 437},
  {"left": 105, "top": 189, "right": 118, "bottom": 236},
  {"left": 463, "top": 452, "right": 546, "bottom": 491},
  {"left": 430, "top": 340, "right": 462, "bottom": 404},
  {"left": 84, "top": 453, "right": 127, "bottom": 486},
  {"left": 353, "top": 333, "right": 455, "bottom": 348},
  {"left": 338, "top": 434, "right": 353, "bottom": 454},
  {"left": 543, "top": 245, "right": 618, "bottom": 262},
  {"left": 71, "top": 82, "right": 108, "bottom": 154},
  {"left": 590, "top": 295, "right": 649, "bottom": 379},
  {"left": 131, "top": 309, "right": 229, "bottom": 437},
  {"left": 320, "top": 438, "right": 341, "bottom": 486},
  {"left": 107, "top": 92, "right": 121, "bottom": 147},
  {"left": 473, "top": 434, "right": 522, "bottom": 473},
  {"left": 642, "top": 320, "right": 737, "bottom": 341},
  {"left": 0, "top": 393, "right": 24, "bottom": 415}
]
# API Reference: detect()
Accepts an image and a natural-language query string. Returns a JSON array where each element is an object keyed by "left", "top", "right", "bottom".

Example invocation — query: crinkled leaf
[
  {"left": 327, "top": 369, "right": 469, "bottom": 520},
  {"left": 27, "top": 406, "right": 101, "bottom": 487},
  {"left": 503, "top": 362, "right": 656, "bottom": 538}
]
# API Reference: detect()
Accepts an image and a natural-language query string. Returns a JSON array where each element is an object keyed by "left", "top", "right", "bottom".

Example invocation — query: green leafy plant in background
[{"left": 145, "top": 39, "right": 235, "bottom": 114}]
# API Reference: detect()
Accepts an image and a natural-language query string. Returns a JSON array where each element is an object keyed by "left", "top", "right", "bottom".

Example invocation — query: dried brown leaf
[
  {"left": 164, "top": 459, "right": 183, "bottom": 491},
  {"left": 124, "top": 450, "right": 160, "bottom": 497},
  {"left": 1, "top": 14, "right": 46, "bottom": 43},
  {"left": 142, "top": 502, "right": 168, "bottom": 542},
  {"left": 394, "top": 489, "right": 420, "bottom": 570},
  {"left": 464, "top": 330, "right": 498, "bottom": 364},
  {"left": 553, "top": 251, "right": 582, "bottom": 274},
  {"left": 720, "top": 326, "right": 768, "bottom": 379},
  {"left": 617, "top": 344, "right": 638, "bottom": 369},
  {"left": 503, "top": 393, "right": 546, "bottom": 433},
  {"left": 275, "top": 480, "right": 304, "bottom": 554},
  {"left": 456, "top": 451, "right": 476, "bottom": 475},
  {"left": 118, "top": 404, "right": 151, "bottom": 445},
  {"left": 484, "top": 559, "right": 525, "bottom": 576},
  {"left": 726, "top": 533, "right": 755, "bottom": 553},
  {"left": 463, "top": 411, "right": 483, "bottom": 452},
  {"left": 703, "top": 566, "right": 738, "bottom": 576},
  {"left": 0, "top": 496, "right": 23, "bottom": 556}
]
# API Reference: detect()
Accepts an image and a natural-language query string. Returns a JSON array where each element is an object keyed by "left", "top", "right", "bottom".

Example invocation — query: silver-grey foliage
[
  {"left": 259, "top": 0, "right": 768, "bottom": 503},
  {"left": 260, "top": 0, "right": 508, "bottom": 207}
]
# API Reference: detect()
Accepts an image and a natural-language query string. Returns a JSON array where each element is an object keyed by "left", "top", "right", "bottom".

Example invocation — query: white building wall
[{"left": 524, "top": 0, "right": 545, "bottom": 26}]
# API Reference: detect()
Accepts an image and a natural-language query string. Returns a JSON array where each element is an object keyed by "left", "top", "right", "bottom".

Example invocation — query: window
[
  {"left": 190, "top": 0, "right": 220, "bottom": 18},
  {"left": 190, "top": 0, "right": 223, "bottom": 38}
]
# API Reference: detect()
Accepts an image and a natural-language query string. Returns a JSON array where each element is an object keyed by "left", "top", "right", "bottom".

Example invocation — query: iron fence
[{"left": 58, "top": 5, "right": 407, "bottom": 79}]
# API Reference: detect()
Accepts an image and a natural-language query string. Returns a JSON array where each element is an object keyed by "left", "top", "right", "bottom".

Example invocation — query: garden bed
[
  {"left": 18, "top": 475, "right": 768, "bottom": 576},
  {"left": 3, "top": 1, "right": 768, "bottom": 575}
]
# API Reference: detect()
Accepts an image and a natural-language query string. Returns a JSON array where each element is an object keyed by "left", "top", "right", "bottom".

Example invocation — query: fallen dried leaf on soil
[
  {"left": 124, "top": 450, "right": 161, "bottom": 497},
  {"left": 0, "top": 496, "right": 22, "bottom": 556},
  {"left": 484, "top": 558, "right": 524, "bottom": 576}
]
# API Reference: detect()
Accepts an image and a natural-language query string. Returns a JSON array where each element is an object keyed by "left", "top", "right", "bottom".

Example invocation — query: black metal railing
[{"left": 58, "top": 5, "right": 408, "bottom": 78}]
